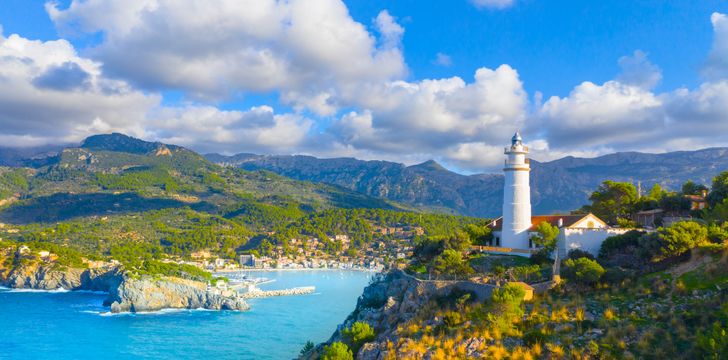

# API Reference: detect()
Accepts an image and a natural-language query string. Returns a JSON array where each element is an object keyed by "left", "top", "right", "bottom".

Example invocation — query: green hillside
[{"left": 0, "top": 133, "right": 483, "bottom": 264}]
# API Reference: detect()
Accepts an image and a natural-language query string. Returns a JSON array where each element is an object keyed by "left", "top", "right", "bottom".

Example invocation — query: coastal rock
[
  {"left": 105, "top": 276, "right": 249, "bottom": 313},
  {"left": 302, "top": 270, "right": 495, "bottom": 359},
  {"left": 0, "top": 250, "right": 247, "bottom": 314}
]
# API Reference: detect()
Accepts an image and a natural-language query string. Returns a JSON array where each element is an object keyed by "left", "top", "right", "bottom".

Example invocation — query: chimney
[{"left": 557, "top": 218, "right": 563, "bottom": 228}]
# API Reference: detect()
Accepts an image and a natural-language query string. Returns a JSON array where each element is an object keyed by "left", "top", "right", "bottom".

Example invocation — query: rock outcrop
[
  {"left": 105, "top": 276, "right": 249, "bottom": 313},
  {"left": 0, "top": 248, "right": 248, "bottom": 313},
  {"left": 303, "top": 270, "right": 494, "bottom": 360}
]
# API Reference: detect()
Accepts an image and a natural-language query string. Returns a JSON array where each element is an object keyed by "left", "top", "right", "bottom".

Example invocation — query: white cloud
[
  {"left": 538, "top": 80, "right": 663, "bottom": 149},
  {"left": 469, "top": 0, "right": 515, "bottom": 10},
  {"left": 0, "top": 29, "right": 314, "bottom": 155},
  {"left": 703, "top": 12, "right": 728, "bottom": 80},
  {"left": 0, "top": 30, "right": 156, "bottom": 146},
  {"left": 150, "top": 105, "right": 313, "bottom": 154},
  {"left": 433, "top": 53, "right": 453, "bottom": 67},
  {"left": 330, "top": 65, "right": 527, "bottom": 167},
  {"left": 46, "top": 0, "right": 406, "bottom": 111},
  {"left": 617, "top": 50, "right": 662, "bottom": 90}
]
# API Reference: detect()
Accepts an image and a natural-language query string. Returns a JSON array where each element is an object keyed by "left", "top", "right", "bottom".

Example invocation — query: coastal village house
[{"left": 485, "top": 132, "right": 630, "bottom": 257}]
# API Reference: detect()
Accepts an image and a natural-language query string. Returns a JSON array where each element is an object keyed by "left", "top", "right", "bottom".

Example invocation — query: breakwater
[{"left": 241, "top": 286, "right": 315, "bottom": 299}]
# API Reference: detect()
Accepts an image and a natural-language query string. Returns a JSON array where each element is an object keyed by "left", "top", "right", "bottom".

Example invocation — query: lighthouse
[{"left": 501, "top": 131, "right": 532, "bottom": 249}]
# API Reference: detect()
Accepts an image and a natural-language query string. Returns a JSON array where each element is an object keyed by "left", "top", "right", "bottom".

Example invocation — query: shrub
[
  {"left": 562, "top": 258, "right": 605, "bottom": 285},
  {"left": 432, "top": 249, "right": 473, "bottom": 278},
  {"left": 341, "top": 321, "right": 375, "bottom": 353},
  {"left": 567, "top": 249, "right": 594, "bottom": 260},
  {"left": 599, "top": 230, "right": 644, "bottom": 259},
  {"left": 300, "top": 341, "right": 314, "bottom": 355},
  {"left": 657, "top": 221, "right": 708, "bottom": 258},
  {"left": 321, "top": 342, "right": 353, "bottom": 360},
  {"left": 443, "top": 311, "right": 463, "bottom": 328}
]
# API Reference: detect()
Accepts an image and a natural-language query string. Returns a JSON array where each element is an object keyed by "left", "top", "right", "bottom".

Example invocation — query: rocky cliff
[
  {"left": 209, "top": 148, "right": 728, "bottom": 217},
  {"left": 105, "top": 276, "right": 249, "bottom": 313},
  {"left": 0, "top": 246, "right": 248, "bottom": 313},
  {"left": 304, "top": 270, "right": 494, "bottom": 359}
]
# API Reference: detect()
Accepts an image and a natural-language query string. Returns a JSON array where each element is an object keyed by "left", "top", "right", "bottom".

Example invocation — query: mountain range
[
  {"left": 2, "top": 134, "right": 726, "bottom": 219},
  {"left": 206, "top": 148, "right": 728, "bottom": 217}
]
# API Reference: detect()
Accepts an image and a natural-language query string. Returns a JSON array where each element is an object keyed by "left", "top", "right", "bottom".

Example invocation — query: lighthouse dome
[{"left": 511, "top": 131, "right": 523, "bottom": 145}]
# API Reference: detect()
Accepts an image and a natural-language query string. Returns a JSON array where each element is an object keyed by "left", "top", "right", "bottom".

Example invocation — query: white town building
[{"left": 487, "top": 132, "right": 630, "bottom": 257}]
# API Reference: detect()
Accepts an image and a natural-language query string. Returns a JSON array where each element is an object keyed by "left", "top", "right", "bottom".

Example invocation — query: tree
[
  {"left": 531, "top": 221, "right": 559, "bottom": 251},
  {"left": 341, "top": 321, "right": 375, "bottom": 353},
  {"left": 464, "top": 224, "right": 493, "bottom": 245},
  {"left": 300, "top": 341, "right": 314, "bottom": 356},
  {"left": 587, "top": 180, "right": 638, "bottom": 224},
  {"left": 432, "top": 249, "right": 473, "bottom": 278},
  {"left": 321, "top": 342, "right": 353, "bottom": 360},
  {"left": 562, "top": 258, "right": 605, "bottom": 285},
  {"left": 682, "top": 180, "right": 708, "bottom": 196},
  {"left": 708, "top": 171, "right": 728, "bottom": 207},
  {"left": 657, "top": 221, "right": 708, "bottom": 258},
  {"left": 491, "top": 283, "right": 526, "bottom": 318},
  {"left": 707, "top": 222, "right": 728, "bottom": 243},
  {"left": 648, "top": 183, "right": 668, "bottom": 201}
]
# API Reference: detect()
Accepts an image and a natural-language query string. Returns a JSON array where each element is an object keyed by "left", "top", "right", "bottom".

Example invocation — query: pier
[{"left": 239, "top": 286, "right": 316, "bottom": 299}]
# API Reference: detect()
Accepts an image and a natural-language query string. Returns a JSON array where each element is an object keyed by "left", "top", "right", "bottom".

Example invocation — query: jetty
[{"left": 240, "top": 286, "right": 315, "bottom": 299}]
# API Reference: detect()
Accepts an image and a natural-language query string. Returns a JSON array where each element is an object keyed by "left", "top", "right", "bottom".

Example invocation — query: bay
[{"left": 0, "top": 270, "right": 371, "bottom": 360}]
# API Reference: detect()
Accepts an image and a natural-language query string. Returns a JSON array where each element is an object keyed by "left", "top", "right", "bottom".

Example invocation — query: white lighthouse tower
[{"left": 501, "top": 131, "right": 532, "bottom": 249}]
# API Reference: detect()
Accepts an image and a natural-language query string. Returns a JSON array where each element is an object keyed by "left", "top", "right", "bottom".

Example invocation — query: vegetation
[
  {"left": 320, "top": 342, "right": 353, "bottom": 360},
  {"left": 341, "top": 322, "right": 376, "bottom": 354}
]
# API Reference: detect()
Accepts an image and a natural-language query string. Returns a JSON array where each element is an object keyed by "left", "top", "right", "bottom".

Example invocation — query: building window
[
  {"left": 529, "top": 239, "right": 533, "bottom": 248},
  {"left": 496, "top": 237, "right": 500, "bottom": 246},
  {"left": 587, "top": 221, "right": 595, "bottom": 228}
]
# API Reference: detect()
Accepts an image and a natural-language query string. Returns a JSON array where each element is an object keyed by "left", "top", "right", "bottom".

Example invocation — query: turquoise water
[{"left": 0, "top": 270, "right": 371, "bottom": 360}]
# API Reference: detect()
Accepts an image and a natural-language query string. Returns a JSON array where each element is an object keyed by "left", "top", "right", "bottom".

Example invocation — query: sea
[{"left": 0, "top": 270, "right": 372, "bottom": 360}]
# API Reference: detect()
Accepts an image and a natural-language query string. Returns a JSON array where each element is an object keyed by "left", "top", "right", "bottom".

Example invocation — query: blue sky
[{"left": 1, "top": 0, "right": 728, "bottom": 173}]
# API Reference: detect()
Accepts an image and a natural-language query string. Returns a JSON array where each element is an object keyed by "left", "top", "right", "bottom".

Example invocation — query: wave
[
  {"left": 4, "top": 287, "right": 71, "bottom": 293},
  {"left": 97, "top": 307, "right": 214, "bottom": 317}
]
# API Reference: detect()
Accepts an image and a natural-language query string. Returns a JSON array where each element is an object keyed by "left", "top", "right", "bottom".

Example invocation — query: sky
[{"left": 1, "top": 0, "right": 728, "bottom": 173}]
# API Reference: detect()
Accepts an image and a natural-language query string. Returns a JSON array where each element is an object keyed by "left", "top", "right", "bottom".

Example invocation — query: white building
[{"left": 488, "top": 132, "right": 630, "bottom": 257}]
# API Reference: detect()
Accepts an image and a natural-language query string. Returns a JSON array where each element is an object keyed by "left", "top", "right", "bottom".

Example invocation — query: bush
[
  {"left": 432, "top": 249, "right": 473, "bottom": 278},
  {"left": 321, "top": 342, "right": 353, "bottom": 360},
  {"left": 657, "top": 221, "right": 708, "bottom": 258},
  {"left": 567, "top": 249, "right": 594, "bottom": 260},
  {"left": 599, "top": 230, "right": 644, "bottom": 259},
  {"left": 341, "top": 321, "right": 375, "bottom": 353},
  {"left": 530, "top": 248, "right": 553, "bottom": 265},
  {"left": 491, "top": 283, "right": 526, "bottom": 318},
  {"left": 562, "top": 258, "right": 605, "bottom": 285},
  {"left": 443, "top": 311, "right": 463, "bottom": 328}
]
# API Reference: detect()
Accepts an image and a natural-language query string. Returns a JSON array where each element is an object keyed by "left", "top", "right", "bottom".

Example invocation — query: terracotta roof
[
  {"left": 488, "top": 214, "right": 598, "bottom": 231},
  {"left": 684, "top": 195, "right": 706, "bottom": 202}
]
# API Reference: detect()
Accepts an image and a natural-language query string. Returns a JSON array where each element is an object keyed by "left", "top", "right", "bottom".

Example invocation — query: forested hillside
[{"left": 208, "top": 148, "right": 728, "bottom": 217}]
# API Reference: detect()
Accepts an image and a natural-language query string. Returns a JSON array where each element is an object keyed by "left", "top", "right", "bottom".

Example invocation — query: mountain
[
  {"left": 0, "top": 133, "right": 405, "bottom": 224},
  {"left": 0, "top": 145, "right": 65, "bottom": 167},
  {"left": 206, "top": 148, "right": 728, "bottom": 217}
]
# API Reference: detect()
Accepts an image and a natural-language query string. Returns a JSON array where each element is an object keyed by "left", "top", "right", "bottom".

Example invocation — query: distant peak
[
  {"left": 410, "top": 159, "right": 447, "bottom": 172},
  {"left": 81, "top": 133, "right": 179, "bottom": 155}
]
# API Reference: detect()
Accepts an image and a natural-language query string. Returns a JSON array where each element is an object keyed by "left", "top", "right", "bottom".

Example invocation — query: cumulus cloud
[
  {"left": 703, "top": 12, "right": 728, "bottom": 80},
  {"left": 617, "top": 50, "right": 662, "bottom": 90},
  {"left": 47, "top": 0, "right": 406, "bottom": 111},
  {"left": 330, "top": 65, "right": 527, "bottom": 166},
  {"left": 0, "top": 29, "right": 314, "bottom": 155},
  {"left": 150, "top": 105, "right": 313, "bottom": 154},
  {"left": 469, "top": 0, "right": 515, "bottom": 10},
  {"left": 0, "top": 30, "right": 155, "bottom": 146},
  {"left": 536, "top": 46, "right": 728, "bottom": 159}
]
